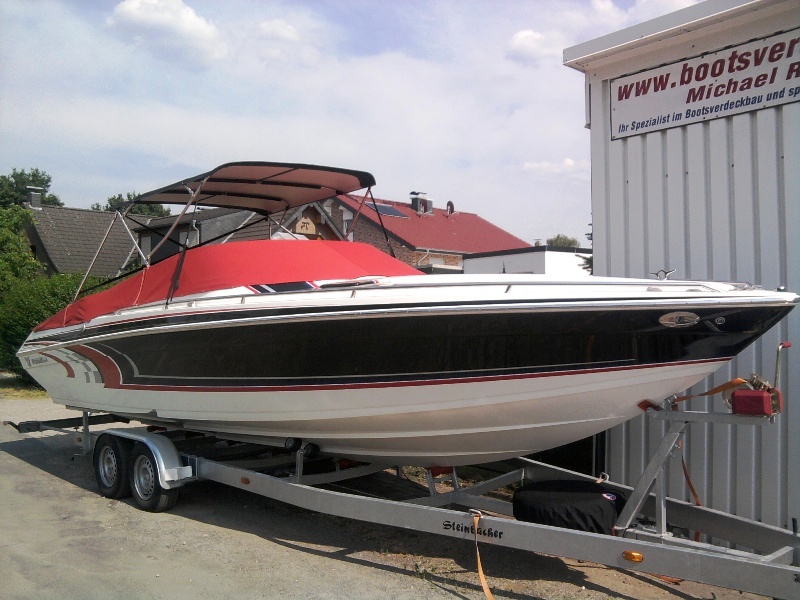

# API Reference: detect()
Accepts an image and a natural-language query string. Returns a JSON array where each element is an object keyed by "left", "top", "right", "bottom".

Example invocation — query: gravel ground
[{"left": 0, "top": 396, "right": 769, "bottom": 600}]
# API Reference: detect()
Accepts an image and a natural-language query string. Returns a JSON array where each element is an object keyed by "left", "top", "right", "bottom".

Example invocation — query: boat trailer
[{"left": 6, "top": 404, "right": 800, "bottom": 599}]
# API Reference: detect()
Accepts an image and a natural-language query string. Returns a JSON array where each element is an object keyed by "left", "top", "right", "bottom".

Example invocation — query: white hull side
[{"left": 25, "top": 355, "right": 726, "bottom": 466}]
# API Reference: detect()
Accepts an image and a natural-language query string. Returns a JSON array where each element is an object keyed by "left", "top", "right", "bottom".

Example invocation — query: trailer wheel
[
  {"left": 129, "top": 444, "right": 180, "bottom": 512},
  {"left": 93, "top": 435, "right": 131, "bottom": 499}
]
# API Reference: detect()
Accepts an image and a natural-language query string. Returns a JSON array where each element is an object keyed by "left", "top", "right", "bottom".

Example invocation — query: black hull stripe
[{"left": 69, "top": 350, "right": 730, "bottom": 393}]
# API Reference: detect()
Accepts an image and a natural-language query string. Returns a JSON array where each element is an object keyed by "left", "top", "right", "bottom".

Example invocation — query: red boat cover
[{"left": 36, "top": 240, "right": 421, "bottom": 331}]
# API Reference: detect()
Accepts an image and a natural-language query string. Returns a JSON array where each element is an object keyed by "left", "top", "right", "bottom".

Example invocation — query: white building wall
[
  {"left": 463, "top": 249, "right": 591, "bottom": 277},
  {"left": 545, "top": 251, "right": 592, "bottom": 277},
  {"left": 463, "top": 252, "right": 546, "bottom": 274},
  {"left": 566, "top": 0, "right": 799, "bottom": 529}
]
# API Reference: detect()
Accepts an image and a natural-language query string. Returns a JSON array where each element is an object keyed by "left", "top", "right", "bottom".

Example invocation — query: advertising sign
[{"left": 611, "top": 28, "right": 800, "bottom": 139}]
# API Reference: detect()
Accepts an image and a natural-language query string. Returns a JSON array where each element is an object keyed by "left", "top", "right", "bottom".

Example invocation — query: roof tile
[
  {"left": 338, "top": 195, "right": 530, "bottom": 253},
  {"left": 28, "top": 206, "right": 138, "bottom": 277}
]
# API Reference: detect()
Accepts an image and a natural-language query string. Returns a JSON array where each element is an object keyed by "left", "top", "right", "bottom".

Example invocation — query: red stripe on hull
[
  {"left": 40, "top": 352, "right": 75, "bottom": 378},
  {"left": 71, "top": 345, "right": 122, "bottom": 387}
]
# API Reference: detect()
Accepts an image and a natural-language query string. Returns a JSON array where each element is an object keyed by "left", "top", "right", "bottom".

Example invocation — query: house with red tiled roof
[
  {"left": 133, "top": 203, "right": 345, "bottom": 261},
  {"left": 131, "top": 194, "right": 530, "bottom": 273},
  {"left": 331, "top": 193, "right": 531, "bottom": 272}
]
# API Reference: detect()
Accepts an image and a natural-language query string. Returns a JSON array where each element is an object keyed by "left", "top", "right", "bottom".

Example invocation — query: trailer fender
[{"left": 100, "top": 429, "right": 193, "bottom": 489}]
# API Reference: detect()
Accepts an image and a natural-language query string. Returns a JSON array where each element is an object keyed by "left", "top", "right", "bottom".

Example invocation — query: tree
[
  {"left": 91, "top": 192, "right": 171, "bottom": 217},
  {"left": 547, "top": 233, "right": 580, "bottom": 248},
  {"left": 580, "top": 255, "right": 593, "bottom": 273},
  {"left": 0, "top": 273, "right": 88, "bottom": 379},
  {"left": 0, "top": 206, "right": 42, "bottom": 300},
  {"left": 0, "top": 168, "right": 63, "bottom": 207},
  {"left": 0, "top": 204, "right": 46, "bottom": 379}
]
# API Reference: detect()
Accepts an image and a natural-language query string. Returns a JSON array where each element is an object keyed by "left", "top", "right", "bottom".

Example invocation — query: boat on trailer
[{"left": 16, "top": 161, "right": 798, "bottom": 466}]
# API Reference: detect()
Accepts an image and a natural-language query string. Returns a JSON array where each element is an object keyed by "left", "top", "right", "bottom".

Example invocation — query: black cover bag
[{"left": 512, "top": 480, "right": 627, "bottom": 535}]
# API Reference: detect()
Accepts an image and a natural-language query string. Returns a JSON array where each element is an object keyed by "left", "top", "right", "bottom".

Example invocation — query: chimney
[
  {"left": 26, "top": 186, "right": 44, "bottom": 209},
  {"left": 410, "top": 191, "right": 433, "bottom": 214}
]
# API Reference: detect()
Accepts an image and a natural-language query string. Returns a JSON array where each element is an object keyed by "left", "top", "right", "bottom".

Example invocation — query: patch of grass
[{"left": 0, "top": 371, "right": 47, "bottom": 399}]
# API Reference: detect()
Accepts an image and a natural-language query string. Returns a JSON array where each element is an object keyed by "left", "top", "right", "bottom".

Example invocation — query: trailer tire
[
  {"left": 93, "top": 435, "right": 131, "bottom": 499},
  {"left": 129, "top": 444, "right": 180, "bottom": 512}
]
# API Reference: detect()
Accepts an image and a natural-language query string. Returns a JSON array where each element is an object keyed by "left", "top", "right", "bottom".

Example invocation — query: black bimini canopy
[{"left": 134, "top": 161, "right": 376, "bottom": 215}]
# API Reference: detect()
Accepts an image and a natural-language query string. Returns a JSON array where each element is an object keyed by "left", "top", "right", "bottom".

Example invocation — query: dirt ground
[{"left": 0, "top": 396, "right": 770, "bottom": 600}]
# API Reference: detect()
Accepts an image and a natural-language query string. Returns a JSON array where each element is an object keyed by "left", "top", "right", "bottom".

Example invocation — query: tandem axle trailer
[{"left": 6, "top": 406, "right": 800, "bottom": 599}]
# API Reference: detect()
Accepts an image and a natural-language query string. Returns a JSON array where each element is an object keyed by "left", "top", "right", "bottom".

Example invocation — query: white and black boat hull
[{"left": 19, "top": 281, "right": 795, "bottom": 466}]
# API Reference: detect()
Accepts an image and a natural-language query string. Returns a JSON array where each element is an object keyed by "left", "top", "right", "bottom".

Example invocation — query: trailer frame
[{"left": 5, "top": 406, "right": 800, "bottom": 599}]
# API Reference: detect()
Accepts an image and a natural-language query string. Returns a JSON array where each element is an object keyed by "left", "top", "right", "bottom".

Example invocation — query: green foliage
[
  {"left": 92, "top": 191, "right": 171, "bottom": 217},
  {"left": 546, "top": 233, "right": 580, "bottom": 248},
  {"left": 0, "top": 206, "right": 42, "bottom": 299},
  {"left": 0, "top": 167, "right": 63, "bottom": 207},
  {"left": 580, "top": 255, "right": 593, "bottom": 273},
  {"left": 0, "top": 273, "right": 88, "bottom": 379}
]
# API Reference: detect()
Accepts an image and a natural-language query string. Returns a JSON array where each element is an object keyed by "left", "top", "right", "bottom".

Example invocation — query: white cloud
[
  {"left": 249, "top": 18, "right": 319, "bottom": 65},
  {"left": 106, "top": 0, "right": 227, "bottom": 69},
  {"left": 523, "top": 158, "right": 590, "bottom": 178},
  {"left": 1, "top": 0, "right": 702, "bottom": 245},
  {"left": 259, "top": 19, "right": 300, "bottom": 42},
  {"left": 506, "top": 0, "right": 698, "bottom": 68},
  {"left": 589, "top": 0, "right": 626, "bottom": 24},
  {"left": 507, "top": 30, "right": 566, "bottom": 64},
  {"left": 623, "top": 0, "right": 698, "bottom": 23},
  {"left": 581, "top": 0, "right": 698, "bottom": 32}
]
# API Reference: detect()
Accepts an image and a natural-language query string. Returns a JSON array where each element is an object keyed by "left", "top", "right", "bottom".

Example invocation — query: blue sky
[{"left": 0, "top": 0, "right": 695, "bottom": 245}]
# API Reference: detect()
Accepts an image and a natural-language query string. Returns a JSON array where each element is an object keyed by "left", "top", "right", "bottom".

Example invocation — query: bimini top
[
  {"left": 35, "top": 240, "right": 421, "bottom": 331},
  {"left": 135, "top": 161, "right": 376, "bottom": 215}
]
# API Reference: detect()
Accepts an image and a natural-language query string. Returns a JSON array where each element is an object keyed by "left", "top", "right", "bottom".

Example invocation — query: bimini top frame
[
  {"left": 73, "top": 161, "right": 378, "bottom": 301},
  {"left": 132, "top": 161, "right": 376, "bottom": 216}
]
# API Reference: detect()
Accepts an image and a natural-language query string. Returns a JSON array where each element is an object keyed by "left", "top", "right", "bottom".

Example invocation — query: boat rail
[{"left": 113, "top": 278, "right": 795, "bottom": 314}]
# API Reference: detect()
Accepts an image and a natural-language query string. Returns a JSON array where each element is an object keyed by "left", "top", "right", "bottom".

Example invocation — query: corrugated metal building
[{"left": 564, "top": 0, "right": 799, "bottom": 530}]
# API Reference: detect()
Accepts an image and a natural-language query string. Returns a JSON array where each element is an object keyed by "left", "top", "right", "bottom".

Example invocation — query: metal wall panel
[
  {"left": 783, "top": 101, "right": 800, "bottom": 524},
  {"left": 581, "top": 3, "right": 799, "bottom": 529}
]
